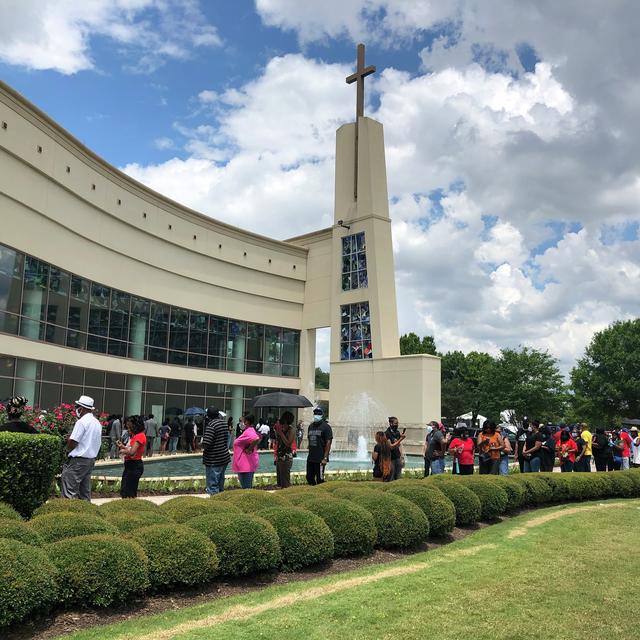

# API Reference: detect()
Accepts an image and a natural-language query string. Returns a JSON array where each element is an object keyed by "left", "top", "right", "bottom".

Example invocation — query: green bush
[
  {"left": 103, "top": 511, "right": 171, "bottom": 533},
  {"left": 0, "top": 538, "right": 58, "bottom": 628},
  {"left": 604, "top": 472, "right": 637, "bottom": 498},
  {"left": 160, "top": 496, "right": 241, "bottom": 523},
  {"left": 46, "top": 534, "right": 149, "bottom": 607},
  {"left": 387, "top": 484, "right": 454, "bottom": 536},
  {"left": 28, "top": 512, "right": 117, "bottom": 543},
  {"left": 458, "top": 478, "right": 509, "bottom": 520},
  {"left": 128, "top": 524, "right": 218, "bottom": 589},
  {"left": 0, "top": 517, "right": 43, "bottom": 546},
  {"left": 99, "top": 499, "right": 159, "bottom": 516},
  {"left": 0, "top": 433, "right": 63, "bottom": 517},
  {"left": 0, "top": 502, "right": 21, "bottom": 521},
  {"left": 33, "top": 497, "right": 102, "bottom": 518},
  {"left": 426, "top": 479, "right": 481, "bottom": 527},
  {"left": 330, "top": 486, "right": 378, "bottom": 502},
  {"left": 216, "top": 489, "right": 289, "bottom": 513},
  {"left": 342, "top": 492, "right": 430, "bottom": 549},
  {"left": 256, "top": 507, "right": 334, "bottom": 571},
  {"left": 188, "top": 512, "right": 281, "bottom": 576},
  {"left": 492, "top": 478, "right": 526, "bottom": 511},
  {"left": 293, "top": 496, "right": 377, "bottom": 556},
  {"left": 509, "top": 475, "right": 554, "bottom": 506}
]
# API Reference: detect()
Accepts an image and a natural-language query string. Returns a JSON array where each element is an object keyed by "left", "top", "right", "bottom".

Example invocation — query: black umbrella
[{"left": 251, "top": 392, "right": 313, "bottom": 408}]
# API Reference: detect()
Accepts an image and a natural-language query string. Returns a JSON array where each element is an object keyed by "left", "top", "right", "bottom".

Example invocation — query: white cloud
[
  {"left": 0, "top": 0, "right": 221, "bottom": 74},
  {"left": 153, "top": 137, "right": 175, "bottom": 150}
]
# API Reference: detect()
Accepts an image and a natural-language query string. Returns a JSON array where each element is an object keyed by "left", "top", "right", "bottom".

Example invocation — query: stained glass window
[
  {"left": 340, "top": 301, "right": 372, "bottom": 360},
  {"left": 341, "top": 232, "right": 367, "bottom": 291}
]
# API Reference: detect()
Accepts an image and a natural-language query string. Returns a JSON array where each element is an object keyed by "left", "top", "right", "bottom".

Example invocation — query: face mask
[
  {"left": 75, "top": 407, "right": 82, "bottom": 418},
  {"left": 527, "top": 426, "right": 532, "bottom": 432},
  {"left": 313, "top": 415, "right": 322, "bottom": 422}
]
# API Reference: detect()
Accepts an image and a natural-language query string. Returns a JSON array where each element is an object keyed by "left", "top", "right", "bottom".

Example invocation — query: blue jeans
[
  {"left": 499, "top": 455, "right": 510, "bottom": 475},
  {"left": 238, "top": 472, "right": 254, "bottom": 489},
  {"left": 205, "top": 464, "right": 227, "bottom": 495},
  {"left": 431, "top": 458, "right": 445, "bottom": 475},
  {"left": 523, "top": 457, "right": 541, "bottom": 473},
  {"left": 168, "top": 437, "right": 179, "bottom": 453}
]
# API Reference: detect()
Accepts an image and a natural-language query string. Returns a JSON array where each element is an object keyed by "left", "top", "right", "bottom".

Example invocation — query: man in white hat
[{"left": 60, "top": 395, "right": 103, "bottom": 501}]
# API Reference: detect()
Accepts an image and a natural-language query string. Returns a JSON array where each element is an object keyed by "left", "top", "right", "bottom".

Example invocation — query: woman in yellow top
[{"left": 476, "top": 421, "right": 504, "bottom": 475}]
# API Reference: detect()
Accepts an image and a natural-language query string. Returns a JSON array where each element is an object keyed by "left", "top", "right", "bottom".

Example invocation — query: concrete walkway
[{"left": 92, "top": 493, "right": 210, "bottom": 506}]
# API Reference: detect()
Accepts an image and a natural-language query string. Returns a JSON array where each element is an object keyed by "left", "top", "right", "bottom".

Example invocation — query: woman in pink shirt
[{"left": 232, "top": 414, "right": 261, "bottom": 489}]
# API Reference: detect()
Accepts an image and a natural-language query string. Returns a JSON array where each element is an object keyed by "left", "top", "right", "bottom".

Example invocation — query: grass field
[{"left": 56, "top": 499, "right": 640, "bottom": 640}]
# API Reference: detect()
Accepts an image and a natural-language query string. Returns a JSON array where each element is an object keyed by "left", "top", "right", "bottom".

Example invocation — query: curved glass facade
[{"left": 0, "top": 243, "right": 300, "bottom": 377}]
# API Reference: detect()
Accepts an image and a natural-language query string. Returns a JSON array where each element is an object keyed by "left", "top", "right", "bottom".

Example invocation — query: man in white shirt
[
  {"left": 61, "top": 395, "right": 103, "bottom": 501},
  {"left": 630, "top": 427, "right": 640, "bottom": 468}
]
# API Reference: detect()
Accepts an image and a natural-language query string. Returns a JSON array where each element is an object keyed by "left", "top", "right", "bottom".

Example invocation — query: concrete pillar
[{"left": 298, "top": 328, "right": 316, "bottom": 422}]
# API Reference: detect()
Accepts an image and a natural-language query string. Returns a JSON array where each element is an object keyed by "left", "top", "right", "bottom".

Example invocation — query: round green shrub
[
  {"left": 604, "top": 472, "right": 637, "bottom": 498},
  {"left": 293, "top": 496, "right": 377, "bottom": 556},
  {"left": 458, "top": 478, "right": 509, "bottom": 520},
  {"left": 343, "top": 492, "right": 430, "bottom": 549},
  {"left": 33, "top": 497, "right": 102, "bottom": 518},
  {"left": 256, "top": 507, "right": 334, "bottom": 571},
  {"left": 99, "top": 499, "right": 159, "bottom": 516},
  {"left": 103, "top": 511, "right": 171, "bottom": 533},
  {"left": 216, "top": 489, "right": 289, "bottom": 513},
  {"left": 0, "top": 517, "right": 43, "bottom": 546},
  {"left": 0, "top": 538, "right": 58, "bottom": 628},
  {"left": 492, "top": 478, "right": 526, "bottom": 511},
  {"left": 322, "top": 481, "right": 379, "bottom": 493},
  {"left": 188, "top": 512, "right": 281, "bottom": 576},
  {"left": 159, "top": 496, "right": 241, "bottom": 523},
  {"left": 330, "top": 486, "right": 378, "bottom": 502},
  {"left": 46, "top": 534, "right": 148, "bottom": 607},
  {"left": 426, "top": 479, "right": 481, "bottom": 526},
  {"left": 128, "top": 524, "right": 218, "bottom": 589},
  {"left": 387, "top": 484, "right": 454, "bottom": 536},
  {"left": 28, "top": 512, "right": 118, "bottom": 543},
  {"left": 509, "top": 475, "right": 554, "bottom": 506},
  {"left": 0, "top": 502, "right": 22, "bottom": 521},
  {"left": 621, "top": 470, "right": 640, "bottom": 497},
  {"left": 0, "top": 433, "right": 63, "bottom": 517}
]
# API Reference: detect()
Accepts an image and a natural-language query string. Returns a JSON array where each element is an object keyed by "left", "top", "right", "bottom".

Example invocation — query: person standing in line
[
  {"left": 258, "top": 419, "right": 271, "bottom": 450},
  {"left": 498, "top": 425, "right": 513, "bottom": 475},
  {"left": 421, "top": 422, "right": 435, "bottom": 477},
  {"left": 274, "top": 411, "right": 296, "bottom": 489},
  {"left": 61, "top": 395, "right": 103, "bottom": 501},
  {"left": 108, "top": 414, "right": 122, "bottom": 458},
  {"left": 202, "top": 407, "right": 231, "bottom": 495},
  {"left": 168, "top": 417, "right": 181, "bottom": 454},
  {"left": 226, "top": 416, "right": 234, "bottom": 449},
  {"left": 572, "top": 427, "right": 587, "bottom": 472},
  {"left": 619, "top": 428, "right": 633, "bottom": 470},
  {"left": 232, "top": 414, "right": 261, "bottom": 489},
  {"left": 184, "top": 418, "right": 195, "bottom": 453},
  {"left": 306, "top": 407, "right": 333, "bottom": 485},
  {"left": 521, "top": 421, "right": 543, "bottom": 473},
  {"left": 235, "top": 416, "right": 245, "bottom": 439},
  {"left": 385, "top": 417, "right": 407, "bottom": 480},
  {"left": 629, "top": 427, "right": 640, "bottom": 468},
  {"left": 539, "top": 426, "right": 557, "bottom": 472},
  {"left": 514, "top": 421, "right": 528, "bottom": 473},
  {"left": 0, "top": 396, "right": 37, "bottom": 433},
  {"left": 372, "top": 431, "right": 393, "bottom": 481},
  {"left": 576, "top": 423, "right": 592, "bottom": 472},
  {"left": 296, "top": 420, "right": 304, "bottom": 449},
  {"left": 610, "top": 429, "right": 625, "bottom": 470},
  {"left": 592, "top": 427, "right": 612, "bottom": 471},
  {"left": 557, "top": 430, "right": 578, "bottom": 472},
  {"left": 477, "top": 422, "right": 503, "bottom": 475},
  {"left": 117, "top": 415, "right": 146, "bottom": 498},
  {"left": 144, "top": 414, "right": 158, "bottom": 457},
  {"left": 448, "top": 427, "right": 475, "bottom": 475},
  {"left": 158, "top": 418, "right": 171, "bottom": 455},
  {"left": 427, "top": 422, "right": 447, "bottom": 475}
]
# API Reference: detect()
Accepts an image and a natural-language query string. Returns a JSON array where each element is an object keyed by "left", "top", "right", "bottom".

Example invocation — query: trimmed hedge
[
  {"left": 103, "top": 511, "right": 170, "bottom": 533},
  {"left": 128, "top": 524, "right": 218, "bottom": 589},
  {"left": 216, "top": 489, "right": 289, "bottom": 512},
  {"left": 386, "top": 484, "right": 454, "bottom": 536},
  {"left": 491, "top": 478, "right": 526, "bottom": 511},
  {"left": 159, "top": 496, "right": 241, "bottom": 523},
  {"left": 34, "top": 497, "right": 102, "bottom": 519},
  {"left": 330, "top": 486, "right": 379, "bottom": 502},
  {"left": 256, "top": 507, "right": 334, "bottom": 571},
  {"left": 293, "top": 496, "right": 377, "bottom": 557},
  {"left": 0, "top": 517, "right": 43, "bottom": 546},
  {"left": 342, "top": 492, "right": 430, "bottom": 549},
  {"left": 0, "top": 502, "right": 22, "bottom": 521},
  {"left": 188, "top": 512, "right": 281, "bottom": 576},
  {"left": 28, "top": 512, "right": 117, "bottom": 543},
  {"left": 426, "top": 479, "right": 481, "bottom": 527},
  {"left": 0, "top": 538, "right": 58, "bottom": 628},
  {"left": 458, "top": 478, "right": 509, "bottom": 520},
  {"left": 46, "top": 534, "right": 149, "bottom": 607},
  {"left": 0, "top": 433, "right": 63, "bottom": 517},
  {"left": 99, "top": 499, "right": 159, "bottom": 516},
  {"left": 509, "top": 475, "right": 554, "bottom": 506}
]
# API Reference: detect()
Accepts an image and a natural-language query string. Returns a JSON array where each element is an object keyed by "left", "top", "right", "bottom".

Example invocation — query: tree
[
  {"left": 399, "top": 333, "right": 437, "bottom": 355},
  {"left": 570, "top": 319, "right": 640, "bottom": 422},
  {"left": 315, "top": 367, "right": 330, "bottom": 390}
]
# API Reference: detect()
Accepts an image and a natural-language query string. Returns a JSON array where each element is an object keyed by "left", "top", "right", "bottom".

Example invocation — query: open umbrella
[
  {"left": 184, "top": 406, "right": 205, "bottom": 416},
  {"left": 252, "top": 392, "right": 313, "bottom": 408}
]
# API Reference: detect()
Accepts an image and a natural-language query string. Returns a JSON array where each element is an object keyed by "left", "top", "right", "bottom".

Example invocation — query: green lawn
[{"left": 56, "top": 500, "right": 640, "bottom": 640}]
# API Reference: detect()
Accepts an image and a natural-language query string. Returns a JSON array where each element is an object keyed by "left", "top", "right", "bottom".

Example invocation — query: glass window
[
  {"left": 21, "top": 256, "right": 48, "bottom": 321},
  {"left": 166, "top": 379, "right": 185, "bottom": 395},
  {"left": 0, "top": 246, "right": 23, "bottom": 316},
  {"left": 62, "top": 384, "right": 83, "bottom": 405},
  {"left": 67, "top": 275, "right": 90, "bottom": 348},
  {"left": 245, "top": 323, "right": 263, "bottom": 374},
  {"left": 41, "top": 362, "right": 63, "bottom": 383},
  {"left": 340, "top": 301, "right": 372, "bottom": 360},
  {"left": 0, "top": 356, "right": 15, "bottom": 379},
  {"left": 105, "top": 372, "right": 126, "bottom": 389},
  {"left": 109, "top": 290, "right": 130, "bottom": 342},
  {"left": 341, "top": 232, "right": 367, "bottom": 291},
  {"left": 226, "top": 321, "right": 246, "bottom": 372},
  {"left": 0, "top": 377, "right": 13, "bottom": 401},
  {"left": 40, "top": 382, "right": 61, "bottom": 409},
  {"left": 104, "top": 389, "right": 125, "bottom": 415},
  {"left": 46, "top": 267, "right": 69, "bottom": 327},
  {"left": 207, "top": 316, "right": 227, "bottom": 370},
  {"left": 189, "top": 312, "right": 208, "bottom": 354},
  {"left": 88, "top": 283, "right": 110, "bottom": 340},
  {"left": 85, "top": 369, "right": 105, "bottom": 387},
  {"left": 169, "top": 307, "right": 189, "bottom": 352},
  {"left": 148, "top": 302, "right": 169, "bottom": 348},
  {"left": 145, "top": 377, "right": 166, "bottom": 393}
]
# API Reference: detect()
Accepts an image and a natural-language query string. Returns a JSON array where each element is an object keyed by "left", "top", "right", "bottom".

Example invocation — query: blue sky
[{"left": 1, "top": 0, "right": 640, "bottom": 373}]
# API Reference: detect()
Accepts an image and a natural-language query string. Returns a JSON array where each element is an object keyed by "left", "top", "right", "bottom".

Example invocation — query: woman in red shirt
[
  {"left": 556, "top": 430, "right": 578, "bottom": 472},
  {"left": 117, "top": 415, "right": 147, "bottom": 498},
  {"left": 448, "top": 427, "right": 475, "bottom": 475}
]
